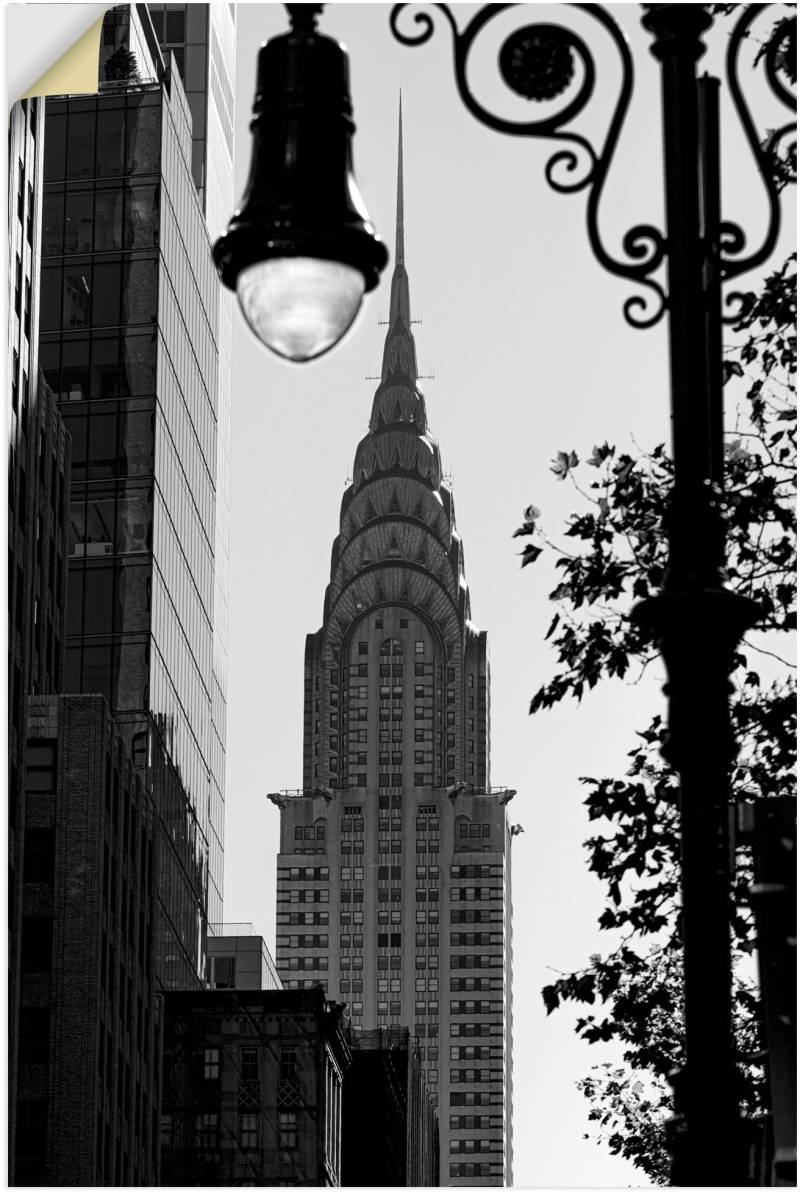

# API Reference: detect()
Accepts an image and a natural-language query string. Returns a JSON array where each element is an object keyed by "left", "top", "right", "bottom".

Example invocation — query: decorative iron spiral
[
  {"left": 390, "top": 3, "right": 666, "bottom": 328},
  {"left": 390, "top": 3, "right": 795, "bottom": 332}
]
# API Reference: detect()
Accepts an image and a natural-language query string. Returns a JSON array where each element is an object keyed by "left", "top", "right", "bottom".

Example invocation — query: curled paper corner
[{"left": 16, "top": 10, "right": 107, "bottom": 102}]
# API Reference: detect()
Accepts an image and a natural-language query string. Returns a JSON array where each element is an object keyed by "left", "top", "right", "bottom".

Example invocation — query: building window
[
  {"left": 241, "top": 1047, "right": 259, "bottom": 1082},
  {"left": 195, "top": 1113, "right": 218, "bottom": 1147},
  {"left": 203, "top": 1047, "right": 220, "bottom": 1079},
  {"left": 279, "top": 1046, "right": 298, "bottom": 1079},
  {"left": 278, "top": 1110, "right": 296, "bottom": 1149},
  {"left": 415, "top": 641, "right": 425, "bottom": 653},
  {"left": 233, "top": 1112, "right": 257, "bottom": 1150}
]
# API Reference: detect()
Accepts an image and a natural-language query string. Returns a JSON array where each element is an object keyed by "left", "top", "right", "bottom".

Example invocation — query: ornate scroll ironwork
[
  {"left": 390, "top": 2, "right": 666, "bottom": 328},
  {"left": 389, "top": 2, "right": 796, "bottom": 331},
  {"left": 720, "top": 4, "right": 796, "bottom": 322}
]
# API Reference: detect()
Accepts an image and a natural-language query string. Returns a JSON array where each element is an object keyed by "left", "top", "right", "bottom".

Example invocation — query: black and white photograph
[{"left": 6, "top": 1, "right": 796, "bottom": 1187}]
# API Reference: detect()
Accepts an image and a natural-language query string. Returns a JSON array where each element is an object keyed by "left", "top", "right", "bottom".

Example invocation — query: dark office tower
[
  {"left": 274, "top": 111, "right": 514, "bottom": 1186},
  {"left": 38, "top": 3, "right": 234, "bottom": 988},
  {"left": 15, "top": 694, "right": 160, "bottom": 1186},
  {"left": 8, "top": 94, "right": 72, "bottom": 1184}
]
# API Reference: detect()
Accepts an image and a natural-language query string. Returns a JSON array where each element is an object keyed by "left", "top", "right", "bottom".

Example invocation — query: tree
[
  {"left": 104, "top": 46, "right": 141, "bottom": 83},
  {"left": 514, "top": 65, "right": 796, "bottom": 1169}
]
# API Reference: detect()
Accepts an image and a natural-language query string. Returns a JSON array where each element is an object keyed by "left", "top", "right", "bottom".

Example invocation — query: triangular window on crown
[
  {"left": 365, "top": 499, "right": 377, "bottom": 521},
  {"left": 389, "top": 489, "right": 402, "bottom": 514},
  {"left": 387, "top": 533, "right": 401, "bottom": 559}
]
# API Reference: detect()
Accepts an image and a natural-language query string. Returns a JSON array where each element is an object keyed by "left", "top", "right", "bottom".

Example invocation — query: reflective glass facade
[{"left": 39, "top": 9, "right": 231, "bottom": 984}]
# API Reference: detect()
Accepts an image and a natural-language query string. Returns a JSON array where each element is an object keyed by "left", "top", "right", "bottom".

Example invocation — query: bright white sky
[
  {"left": 220, "top": 4, "right": 794, "bottom": 1187},
  {"left": 9, "top": 3, "right": 791, "bottom": 1187}
]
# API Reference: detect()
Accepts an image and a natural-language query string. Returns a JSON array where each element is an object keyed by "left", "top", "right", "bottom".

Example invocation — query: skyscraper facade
[
  {"left": 10, "top": 6, "right": 235, "bottom": 1182},
  {"left": 8, "top": 92, "right": 72, "bottom": 1185},
  {"left": 37, "top": 2, "right": 234, "bottom": 986},
  {"left": 275, "top": 112, "right": 513, "bottom": 1186}
]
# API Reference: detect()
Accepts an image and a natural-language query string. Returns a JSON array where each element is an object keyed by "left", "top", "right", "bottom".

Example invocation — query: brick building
[
  {"left": 15, "top": 695, "right": 160, "bottom": 1185},
  {"left": 160, "top": 987, "right": 350, "bottom": 1186}
]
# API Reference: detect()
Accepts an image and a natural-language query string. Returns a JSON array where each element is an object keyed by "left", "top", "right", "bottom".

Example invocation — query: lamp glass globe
[{"left": 236, "top": 257, "right": 365, "bottom": 362}]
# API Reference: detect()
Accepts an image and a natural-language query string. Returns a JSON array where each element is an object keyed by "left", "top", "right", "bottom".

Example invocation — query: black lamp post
[
  {"left": 213, "top": 5, "right": 388, "bottom": 361},
  {"left": 387, "top": 2, "right": 794, "bottom": 1185}
]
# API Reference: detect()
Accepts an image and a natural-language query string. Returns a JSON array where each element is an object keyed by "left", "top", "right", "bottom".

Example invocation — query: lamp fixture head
[{"left": 213, "top": 4, "right": 389, "bottom": 361}]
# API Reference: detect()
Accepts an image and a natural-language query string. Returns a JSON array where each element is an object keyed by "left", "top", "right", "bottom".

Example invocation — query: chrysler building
[{"left": 273, "top": 107, "right": 513, "bottom": 1186}]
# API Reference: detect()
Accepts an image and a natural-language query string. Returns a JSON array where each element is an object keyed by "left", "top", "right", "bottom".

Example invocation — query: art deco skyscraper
[{"left": 274, "top": 110, "right": 514, "bottom": 1187}]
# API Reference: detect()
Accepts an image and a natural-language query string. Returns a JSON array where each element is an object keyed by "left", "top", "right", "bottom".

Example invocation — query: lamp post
[
  {"left": 213, "top": 5, "right": 388, "bottom": 361},
  {"left": 387, "top": 2, "right": 794, "bottom": 1184}
]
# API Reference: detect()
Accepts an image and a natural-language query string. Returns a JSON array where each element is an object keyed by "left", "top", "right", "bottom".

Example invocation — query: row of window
[
  {"left": 449, "top": 1163, "right": 504, "bottom": 1178},
  {"left": 451, "top": 978, "right": 504, "bottom": 992},
  {"left": 276, "top": 934, "right": 327, "bottom": 949},
  {"left": 450, "top": 1139, "right": 503, "bottom": 1153},
  {"left": 451, "top": 955, "right": 504, "bottom": 969},
  {"left": 451, "top": 864, "right": 503, "bottom": 879},
  {"left": 450, "top": 1000, "right": 502, "bottom": 1014},
  {"left": 277, "top": 889, "right": 329, "bottom": 903},
  {"left": 450, "top": 1046, "right": 503, "bottom": 1060},
  {"left": 276, "top": 911, "right": 329, "bottom": 926},
  {"left": 450, "top": 1069, "right": 504, "bottom": 1083},
  {"left": 451, "top": 886, "right": 502, "bottom": 901},
  {"left": 294, "top": 825, "right": 325, "bottom": 840},
  {"left": 164, "top": 1110, "right": 299, "bottom": 1150},
  {"left": 451, "top": 909, "right": 502, "bottom": 924},
  {"left": 450, "top": 1022, "right": 503, "bottom": 1037},
  {"left": 278, "top": 957, "right": 329, "bottom": 971},
  {"left": 450, "top": 932, "right": 504, "bottom": 947},
  {"left": 277, "top": 867, "right": 329, "bottom": 881},
  {"left": 458, "top": 822, "right": 491, "bottom": 838}
]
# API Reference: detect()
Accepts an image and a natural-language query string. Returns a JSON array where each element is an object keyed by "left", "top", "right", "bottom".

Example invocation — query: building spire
[
  {"left": 396, "top": 91, "right": 404, "bottom": 268},
  {"left": 381, "top": 94, "right": 416, "bottom": 380}
]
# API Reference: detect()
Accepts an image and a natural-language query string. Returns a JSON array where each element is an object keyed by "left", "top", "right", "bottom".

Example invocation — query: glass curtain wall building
[
  {"left": 38, "top": 3, "right": 234, "bottom": 987},
  {"left": 274, "top": 114, "right": 513, "bottom": 1186}
]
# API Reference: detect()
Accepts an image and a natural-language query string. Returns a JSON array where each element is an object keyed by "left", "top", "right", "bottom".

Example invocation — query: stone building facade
[{"left": 273, "top": 110, "right": 514, "bottom": 1186}]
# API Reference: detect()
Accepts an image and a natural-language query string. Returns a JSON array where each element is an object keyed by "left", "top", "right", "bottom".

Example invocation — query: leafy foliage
[
  {"left": 104, "top": 46, "right": 141, "bottom": 83},
  {"left": 516, "top": 244, "right": 795, "bottom": 1180}
]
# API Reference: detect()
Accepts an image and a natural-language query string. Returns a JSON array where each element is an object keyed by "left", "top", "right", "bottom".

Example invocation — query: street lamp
[
  {"left": 213, "top": 5, "right": 388, "bottom": 361},
  {"left": 388, "top": 2, "right": 794, "bottom": 1184}
]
